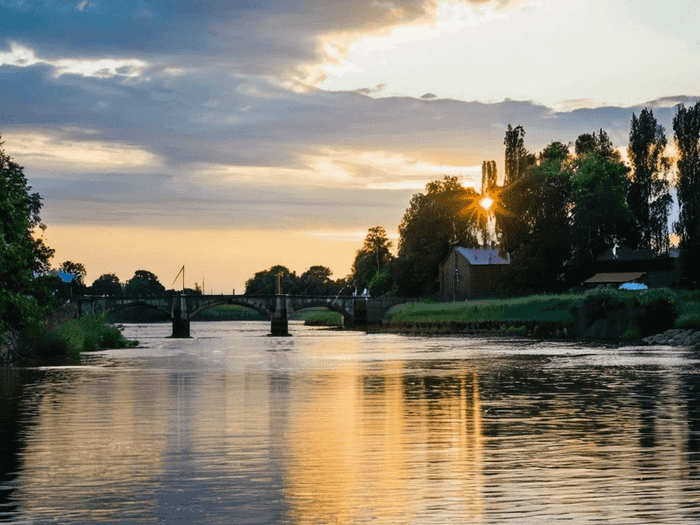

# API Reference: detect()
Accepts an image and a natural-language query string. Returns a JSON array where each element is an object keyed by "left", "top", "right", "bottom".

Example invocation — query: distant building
[
  {"left": 583, "top": 247, "right": 680, "bottom": 288},
  {"left": 439, "top": 246, "right": 510, "bottom": 300}
]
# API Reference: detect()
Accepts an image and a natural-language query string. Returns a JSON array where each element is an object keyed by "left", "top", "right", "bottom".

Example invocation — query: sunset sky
[{"left": 2, "top": 0, "right": 699, "bottom": 293}]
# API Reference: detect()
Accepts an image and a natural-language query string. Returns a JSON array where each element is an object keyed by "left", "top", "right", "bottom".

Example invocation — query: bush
[
  {"left": 36, "top": 314, "right": 137, "bottom": 358},
  {"left": 638, "top": 288, "right": 681, "bottom": 336},
  {"left": 582, "top": 287, "right": 627, "bottom": 323}
]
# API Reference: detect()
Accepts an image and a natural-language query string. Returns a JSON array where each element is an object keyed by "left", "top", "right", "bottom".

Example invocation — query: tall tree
[
  {"left": 499, "top": 142, "right": 573, "bottom": 293},
  {"left": 673, "top": 101, "right": 700, "bottom": 287},
  {"left": 396, "top": 176, "right": 480, "bottom": 296},
  {"left": 503, "top": 124, "right": 535, "bottom": 186},
  {"left": 497, "top": 125, "right": 536, "bottom": 255},
  {"left": 569, "top": 150, "right": 633, "bottom": 273},
  {"left": 0, "top": 136, "right": 56, "bottom": 340},
  {"left": 627, "top": 108, "right": 672, "bottom": 254},
  {"left": 575, "top": 129, "right": 617, "bottom": 160},
  {"left": 350, "top": 226, "right": 393, "bottom": 293}
]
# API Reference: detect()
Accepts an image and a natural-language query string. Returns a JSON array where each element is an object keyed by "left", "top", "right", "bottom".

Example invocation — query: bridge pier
[
  {"left": 270, "top": 294, "right": 289, "bottom": 336},
  {"left": 343, "top": 297, "right": 368, "bottom": 329},
  {"left": 171, "top": 295, "right": 191, "bottom": 338}
]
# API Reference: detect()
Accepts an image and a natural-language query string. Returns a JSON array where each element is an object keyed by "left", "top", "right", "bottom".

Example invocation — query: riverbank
[{"left": 376, "top": 289, "right": 700, "bottom": 346}]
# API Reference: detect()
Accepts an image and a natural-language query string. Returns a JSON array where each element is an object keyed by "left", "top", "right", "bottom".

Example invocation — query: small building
[
  {"left": 583, "top": 272, "right": 648, "bottom": 288},
  {"left": 439, "top": 246, "right": 510, "bottom": 300}
]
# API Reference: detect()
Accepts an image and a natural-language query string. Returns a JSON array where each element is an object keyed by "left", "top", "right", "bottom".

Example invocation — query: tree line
[{"left": 339, "top": 103, "right": 700, "bottom": 296}]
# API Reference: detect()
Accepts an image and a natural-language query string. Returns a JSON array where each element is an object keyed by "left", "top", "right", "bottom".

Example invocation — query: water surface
[{"left": 1, "top": 321, "right": 699, "bottom": 523}]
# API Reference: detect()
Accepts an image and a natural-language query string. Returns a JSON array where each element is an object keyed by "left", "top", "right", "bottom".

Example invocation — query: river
[{"left": 1, "top": 321, "right": 699, "bottom": 524}]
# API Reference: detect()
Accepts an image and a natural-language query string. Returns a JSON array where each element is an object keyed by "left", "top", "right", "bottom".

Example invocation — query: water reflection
[{"left": 0, "top": 323, "right": 698, "bottom": 523}]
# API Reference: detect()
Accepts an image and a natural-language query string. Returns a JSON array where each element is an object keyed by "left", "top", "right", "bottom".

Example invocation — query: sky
[{"left": 2, "top": 0, "right": 699, "bottom": 293}]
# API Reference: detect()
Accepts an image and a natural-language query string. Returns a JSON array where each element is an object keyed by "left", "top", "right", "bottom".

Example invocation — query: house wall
[{"left": 440, "top": 250, "right": 506, "bottom": 300}]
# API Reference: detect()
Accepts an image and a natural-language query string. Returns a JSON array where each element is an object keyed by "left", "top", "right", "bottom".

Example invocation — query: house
[{"left": 439, "top": 246, "right": 510, "bottom": 300}]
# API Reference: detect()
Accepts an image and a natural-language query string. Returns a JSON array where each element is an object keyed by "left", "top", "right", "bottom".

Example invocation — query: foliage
[
  {"left": 58, "top": 260, "right": 87, "bottom": 293},
  {"left": 496, "top": 125, "right": 537, "bottom": 258},
  {"left": 350, "top": 226, "right": 394, "bottom": 292},
  {"left": 574, "top": 129, "right": 618, "bottom": 160},
  {"left": 498, "top": 141, "right": 572, "bottom": 293},
  {"left": 396, "top": 176, "right": 481, "bottom": 297},
  {"left": 90, "top": 273, "right": 123, "bottom": 297},
  {"left": 193, "top": 305, "right": 266, "bottom": 321},
  {"left": 569, "top": 151, "right": 634, "bottom": 275},
  {"left": 637, "top": 288, "right": 681, "bottom": 336},
  {"left": 581, "top": 287, "right": 628, "bottom": 323},
  {"left": 38, "top": 314, "right": 137, "bottom": 358},
  {"left": 673, "top": 101, "right": 700, "bottom": 288},
  {"left": 123, "top": 269, "right": 166, "bottom": 297},
  {"left": 0, "top": 136, "right": 57, "bottom": 341},
  {"left": 503, "top": 124, "right": 536, "bottom": 186},
  {"left": 627, "top": 108, "right": 672, "bottom": 254},
  {"left": 245, "top": 265, "right": 300, "bottom": 295},
  {"left": 298, "top": 265, "right": 335, "bottom": 295},
  {"left": 386, "top": 293, "right": 584, "bottom": 324},
  {"left": 296, "top": 309, "right": 342, "bottom": 326}
]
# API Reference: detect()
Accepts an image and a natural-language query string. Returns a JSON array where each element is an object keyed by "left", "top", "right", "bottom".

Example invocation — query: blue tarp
[
  {"left": 55, "top": 271, "right": 74, "bottom": 283},
  {"left": 618, "top": 282, "right": 648, "bottom": 290}
]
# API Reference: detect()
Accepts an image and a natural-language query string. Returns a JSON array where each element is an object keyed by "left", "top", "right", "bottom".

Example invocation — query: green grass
[
  {"left": 39, "top": 314, "right": 138, "bottom": 358},
  {"left": 386, "top": 294, "right": 585, "bottom": 324},
  {"left": 293, "top": 309, "right": 342, "bottom": 326},
  {"left": 193, "top": 305, "right": 266, "bottom": 321}
]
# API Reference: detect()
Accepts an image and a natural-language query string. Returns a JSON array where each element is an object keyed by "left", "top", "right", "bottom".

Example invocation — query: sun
[{"left": 479, "top": 195, "right": 494, "bottom": 211}]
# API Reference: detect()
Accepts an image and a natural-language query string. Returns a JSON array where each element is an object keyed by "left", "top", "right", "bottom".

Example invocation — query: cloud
[
  {"left": 1, "top": 0, "right": 522, "bottom": 83},
  {"left": 1, "top": 50, "right": 692, "bottom": 237}
]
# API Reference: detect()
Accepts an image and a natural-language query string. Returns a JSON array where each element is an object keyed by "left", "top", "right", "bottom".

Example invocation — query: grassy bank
[
  {"left": 292, "top": 309, "right": 342, "bottom": 326},
  {"left": 38, "top": 314, "right": 138, "bottom": 359},
  {"left": 192, "top": 305, "right": 267, "bottom": 321},
  {"left": 384, "top": 289, "right": 700, "bottom": 339},
  {"left": 387, "top": 294, "right": 585, "bottom": 324}
]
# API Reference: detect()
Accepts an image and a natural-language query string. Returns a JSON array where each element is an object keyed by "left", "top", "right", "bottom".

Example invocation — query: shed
[
  {"left": 439, "top": 246, "right": 510, "bottom": 300},
  {"left": 583, "top": 272, "right": 648, "bottom": 287}
]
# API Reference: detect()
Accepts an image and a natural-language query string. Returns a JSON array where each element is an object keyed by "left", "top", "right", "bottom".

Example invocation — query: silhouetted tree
[
  {"left": 575, "top": 129, "right": 617, "bottom": 160},
  {"left": 244, "top": 265, "right": 300, "bottom": 295},
  {"left": 627, "top": 108, "right": 672, "bottom": 254},
  {"left": 350, "top": 226, "right": 394, "bottom": 293},
  {"left": 58, "top": 260, "right": 87, "bottom": 294},
  {"left": 0, "top": 136, "right": 57, "bottom": 340},
  {"left": 90, "top": 273, "right": 122, "bottom": 297},
  {"left": 299, "top": 265, "right": 335, "bottom": 295},
  {"left": 497, "top": 125, "right": 536, "bottom": 256},
  {"left": 499, "top": 141, "right": 572, "bottom": 293},
  {"left": 569, "top": 149, "right": 633, "bottom": 274},
  {"left": 673, "top": 101, "right": 700, "bottom": 287},
  {"left": 124, "top": 270, "right": 165, "bottom": 297},
  {"left": 503, "top": 124, "right": 535, "bottom": 186}
]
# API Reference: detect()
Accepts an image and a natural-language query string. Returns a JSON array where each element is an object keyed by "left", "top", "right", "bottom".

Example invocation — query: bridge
[{"left": 73, "top": 294, "right": 408, "bottom": 337}]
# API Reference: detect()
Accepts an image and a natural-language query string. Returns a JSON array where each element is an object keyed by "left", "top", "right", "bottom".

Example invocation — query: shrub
[
  {"left": 638, "top": 288, "right": 681, "bottom": 336},
  {"left": 36, "top": 314, "right": 137, "bottom": 358},
  {"left": 582, "top": 287, "right": 627, "bottom": 323}
]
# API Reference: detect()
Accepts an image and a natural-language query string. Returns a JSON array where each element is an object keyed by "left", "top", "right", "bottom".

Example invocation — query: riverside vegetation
[{"left": 382, "top": 288, "right": 700, "bottom": 342}]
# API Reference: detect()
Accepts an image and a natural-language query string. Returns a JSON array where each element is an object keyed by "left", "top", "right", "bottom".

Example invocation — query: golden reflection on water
[
  {"left": 283, "top": 338, "right": 484, "bottom": 524},
  {"left": 5, "top": 326, "right": 700, "bottom": 523},
  {"left": 13, "top": 370, "right": 170, "bottom": 520}
]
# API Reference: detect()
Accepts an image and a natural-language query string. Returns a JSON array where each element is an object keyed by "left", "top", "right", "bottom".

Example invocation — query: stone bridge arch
[{"left": 74, "top": 294, "right": 412, "bottom": 337}]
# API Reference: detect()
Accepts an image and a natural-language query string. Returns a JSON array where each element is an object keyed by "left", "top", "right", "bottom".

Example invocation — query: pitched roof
[
  {"left": 583, "top": 272, "right": 646, "bottom": 284},
  {"left": 455, "top": 247, "right": 510, "bottom": 265}
]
